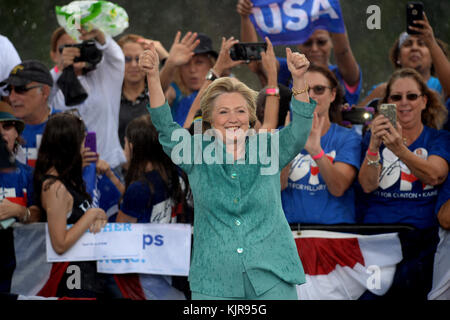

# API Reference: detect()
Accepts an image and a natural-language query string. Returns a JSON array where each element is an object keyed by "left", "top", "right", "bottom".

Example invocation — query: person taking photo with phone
[{"left": 357, "top": 67, "right": 450, "bottom": 300}]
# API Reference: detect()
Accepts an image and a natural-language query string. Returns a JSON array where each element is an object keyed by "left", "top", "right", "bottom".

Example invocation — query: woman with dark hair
[
  {"left": 360, "top": 13, "right": 450, "bottom": 108},
  {"left": 33, "top": 112, "right": 107, "bottom": 298},
  {"left": 281, "top": 64, "right": 362, "bottom": 225},
  {"left": 115, "top": 114, "right": 190, "bottom": 300},
  {"left": 358, "top": 68, "right": 450, "bottom": 299},
  {"left": 116, "top": 114, "right": 190, "bottom": 224}
]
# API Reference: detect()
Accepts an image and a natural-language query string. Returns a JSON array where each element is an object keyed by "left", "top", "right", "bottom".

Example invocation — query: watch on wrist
[{"left": 205, "top": 69, "right": 218, "bottom": 82}]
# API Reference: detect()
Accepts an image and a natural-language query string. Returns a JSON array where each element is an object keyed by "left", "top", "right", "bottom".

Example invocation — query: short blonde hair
[{"left": 200, "top": 77, "right": 258, "bottom": 132}]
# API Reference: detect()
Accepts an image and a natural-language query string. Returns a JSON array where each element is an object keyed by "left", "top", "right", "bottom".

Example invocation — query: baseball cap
[
  {"left": 194, "top": 33, "right": 218, "bottom": 59},
  {"left": 0, "top": 101, "right": 25, "bottom": 134},
  {"left": 0, "top": 60, "right": 53, "bottom": 88}
]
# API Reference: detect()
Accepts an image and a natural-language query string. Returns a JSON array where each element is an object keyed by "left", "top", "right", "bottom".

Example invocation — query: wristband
[
  {"left": 366, "top": 149, "right": 379, "bottom": 157},
  {"left": 312, "top": 149, "right": 325, "bottom": 161},
  {"left": 265, "top": 87, "right": 280, "bottom": 97}
]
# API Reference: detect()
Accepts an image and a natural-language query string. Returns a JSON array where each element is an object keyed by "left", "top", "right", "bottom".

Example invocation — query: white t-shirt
[
  {"left": 50, "top": 35, "right": 125, "bottom": 168},
  {"left": 0, "top": 35, "right": 21, "bottom": 96}
]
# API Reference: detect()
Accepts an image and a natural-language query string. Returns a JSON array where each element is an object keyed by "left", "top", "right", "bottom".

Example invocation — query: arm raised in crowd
[
  {"left": 158, "top": 31, "right": 200, "bottom": 103},
  {"left": 329, "top": 31, "right": 360, "bottom": 87},
  {"left": 258, "top": 37, "right": 280, "bottom": 131},
  {"left": 182, "top": 36, "right": 245, "bottom": 129},
  {"left": 236, "top": 0, "right": 271, "bottom": 86},
  {"left": 409, "top": 13, "right": 450, "bottom": 99}
]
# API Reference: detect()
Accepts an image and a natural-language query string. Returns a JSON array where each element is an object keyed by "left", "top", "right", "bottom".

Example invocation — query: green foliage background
[{"left": 1, "top": 0, "right": 449, "bottom": 103}]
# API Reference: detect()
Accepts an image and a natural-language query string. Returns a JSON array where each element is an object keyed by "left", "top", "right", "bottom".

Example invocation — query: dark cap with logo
[
  {"left": 0, "top": 60, "right": 53, "bottom": 88},
  {"left": 194, "top": 33, "right": 218, "bottom": 59}
]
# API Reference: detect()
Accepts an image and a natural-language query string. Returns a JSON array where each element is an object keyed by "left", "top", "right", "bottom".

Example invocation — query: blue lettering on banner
[
  {"left": 143, "top": 234, "right": 164, "bottom": 249},
  {"left": 250, "top": 0, "right": 345, "bottom": 45},
  {"left": 101, "top": 223, "right": 132, "bottom": 233}
]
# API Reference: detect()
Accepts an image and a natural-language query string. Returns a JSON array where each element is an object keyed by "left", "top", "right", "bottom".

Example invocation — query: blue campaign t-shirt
[
  {"left": 120, "top": 171, "right": 174, "bottom": 223},
  {"left": 358, "top": 127, "right": 450, "bottom": 229},
  {"left": 281, "top": 123, "right": 362, "bottom": 224},
  {"left": 0, "top": 161, "right": 34, "bottom": 209},
  {"left": 169, "top": 82, "right": 198, "bottom": 127},
  {"left": 19, "top": 109, "right": 60, "bottom": 167},
  {"left": 277, "top": 57, "right": 362, "bottom": 106},
  {"left": 435, "top": 174, "right": 450, "bottom": 215}
]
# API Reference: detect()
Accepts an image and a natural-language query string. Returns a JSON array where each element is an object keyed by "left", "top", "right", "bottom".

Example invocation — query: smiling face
[
  {"left": 387, "top": 77, "right": 427, "bottom": 129},
  {"left": 297, "top": 29, "right": 332, "bottom": 67},
  {"left": 210, "top": 92, "right": 250, "bottom": 143},
  {"left": 179, "top": 53, "right": 213, "bottom": 92},
  {"left": 398, "top": 36, "right": 432, "bottom": 75}
]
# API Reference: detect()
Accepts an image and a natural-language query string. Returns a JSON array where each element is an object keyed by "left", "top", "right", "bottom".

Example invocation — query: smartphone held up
[
  {"left": 230, "top": 42, "right": 267, "bottom": 61},
  {"left": 406, "top": 1, "right": 424, "bottom": 35},
  {"left": 379, "top": 104, "right": 397, "bottom": 129}
]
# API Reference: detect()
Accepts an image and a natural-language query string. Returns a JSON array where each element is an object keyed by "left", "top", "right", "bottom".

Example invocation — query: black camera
[{"left": 60, "top": 40, "right": 103, "bottom": 66}]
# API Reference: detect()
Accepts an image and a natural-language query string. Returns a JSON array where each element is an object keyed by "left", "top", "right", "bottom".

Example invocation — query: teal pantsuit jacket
[{"left": 148, "top": 96, "right": 315, "bottom": 297}]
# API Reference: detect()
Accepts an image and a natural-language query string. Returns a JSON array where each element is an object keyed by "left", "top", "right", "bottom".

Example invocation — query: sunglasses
[
  {"left": 6, "top": 84, "right": 43, "bottom": 95},
  {"left": 0, "top": 121, "right": 16, "bottom": 130},
  {"left": 308, "top": 85, "right": 332, "bottom": 95},
  {"left": 388, "top": 93, "right": 422, "bottom": 102},
  {"left": 302, "top": 39, "right": 329, "bottom": 48},
  {"left": 125, "top": 56, "right": 140, "bottom": 63}
]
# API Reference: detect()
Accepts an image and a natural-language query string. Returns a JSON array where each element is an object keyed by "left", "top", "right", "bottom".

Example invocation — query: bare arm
[
  {"left": 330, "top": 31, "right": 360, "bottom": 87},
  {"left": 44, "top": 181, "right": 107, "bottom": 255},
  {"left": 237, "top": 0, "right": 269, "bottom": 85},
  {"left": 259, "top": 37, "right": 280, "bottom": 131},
  {"left": 438, "top": 199, "right": 450, "bottom": 230},
  {"left": 158, "top": 32, "right": 199, "bottom": 95},
  {"left": 182, "top": 37, "right": 245, "bottom": 129},
  {"left": 410, "top": 13, "right": 450, "bottom": 98},
  {"left": 305, "top": 114, "right": 357, "bottom": 197},
  {"left": 115, "top": 210, "right": 138, "bottom": 223}
]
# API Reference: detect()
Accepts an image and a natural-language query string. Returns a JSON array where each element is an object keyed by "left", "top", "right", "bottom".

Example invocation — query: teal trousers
[{"left": 191, "top": 273, "right": 298, "bottom": 300}]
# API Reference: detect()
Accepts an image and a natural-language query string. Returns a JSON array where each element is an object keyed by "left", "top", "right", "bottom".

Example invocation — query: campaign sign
[
  {"left": 97, "top": 223, "right": 192, "bottom": 276},
  {"left": 46, "top": 223, "right": 141, "bottom": 262},
  {"left": 250, "top": 0, "right": 345, "bottom": 45}
]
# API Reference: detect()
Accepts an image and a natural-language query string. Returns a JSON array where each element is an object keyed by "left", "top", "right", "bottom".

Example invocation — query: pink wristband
[
  {"left": 265, "top": 87, "right": 280, "bottom": 96},
  {"left": 312, "top": 149, "right": 325, "bottom": 161},
  {"left": 367, "top": 149, "right": 379, "bottom": 157}
]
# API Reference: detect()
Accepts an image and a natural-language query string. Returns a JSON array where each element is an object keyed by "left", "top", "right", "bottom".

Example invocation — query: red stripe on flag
[
  {"left": 37, "top": 262, "right": 70, "bottom": 297},
  {"left": 295, "top": 237, "right": 365, "bottom": 275},
  {"left": 113, "top": 274, "right": 146, "bottom": 300}
]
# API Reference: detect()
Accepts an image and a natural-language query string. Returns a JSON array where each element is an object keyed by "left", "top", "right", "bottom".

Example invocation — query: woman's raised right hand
[{"left": 138, "top": 42, "right": 160, "bottom": 78}]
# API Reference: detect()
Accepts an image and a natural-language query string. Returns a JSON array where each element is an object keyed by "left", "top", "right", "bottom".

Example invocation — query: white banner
[
  {"left": 46, "top": 223, "right": 142, "bottom": 262},
  {"left": 97, "top": 224, "right": 192, "bottom": 276},
  {"left": 45, "top": 223, "right": 192, "bottom": 276}
]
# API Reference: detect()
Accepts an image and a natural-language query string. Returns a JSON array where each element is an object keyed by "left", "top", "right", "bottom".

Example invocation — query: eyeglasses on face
[
  {"left": 6, "top": 84, "right": 43, "bottom": 95},
  {"left": 302, "top": 39, "right": 328, "bottom": 48},
  {"left": 124, "top": 56, "right": 140, "bottom": 64},
  {"left": 388, "top": 93, "right": 422, "bottom": 102},
  {"left": 308, "top": 85, "right": 332, "bottom": 95}
]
